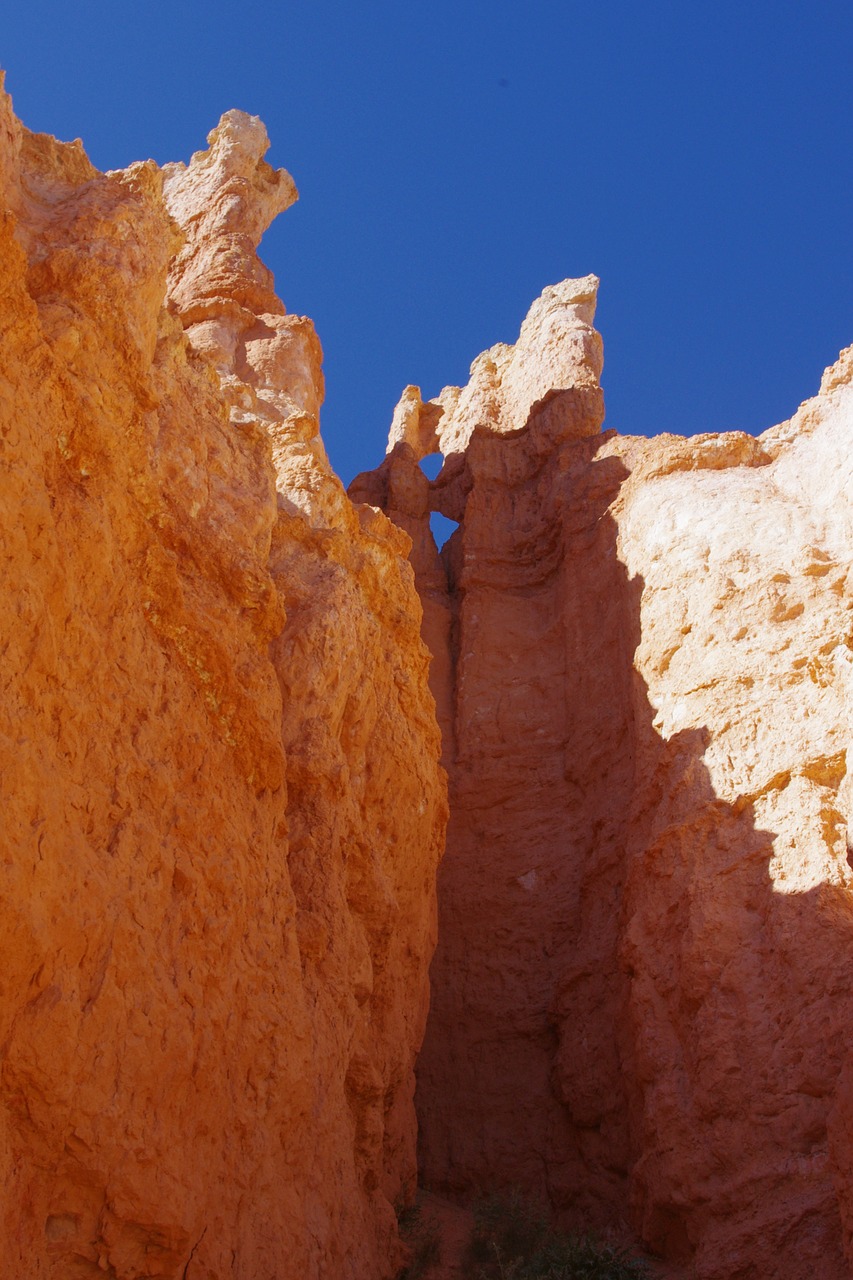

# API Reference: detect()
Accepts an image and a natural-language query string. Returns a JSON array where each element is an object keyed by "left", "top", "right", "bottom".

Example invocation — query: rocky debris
[
  {"left": 0, "top": 80, "right": 446, "bottom": 1279},
  {"left": 356, "top": 280, "right": 853, "bottom": 1278}
]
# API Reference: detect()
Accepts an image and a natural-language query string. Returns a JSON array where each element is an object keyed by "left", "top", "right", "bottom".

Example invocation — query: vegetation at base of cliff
[
  {"left": 463, "top": 1192, "right": 649, "bottom": 1280},
  {"left": 397, "top": 1195, "right": 441, "bottom": 1279}
]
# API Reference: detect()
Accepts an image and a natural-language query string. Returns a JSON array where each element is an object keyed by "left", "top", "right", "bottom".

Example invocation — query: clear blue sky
[{"left": 4, "top": 2, "right": 852, "bottom": 484}]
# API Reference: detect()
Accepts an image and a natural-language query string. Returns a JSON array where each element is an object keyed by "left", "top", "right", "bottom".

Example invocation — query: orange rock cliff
[
  {"left": 0, "top": 82, "right": 446, "bottom": 1278},
  {"left": 2, "top": 81, "right": 853, "bottom": 1279}
]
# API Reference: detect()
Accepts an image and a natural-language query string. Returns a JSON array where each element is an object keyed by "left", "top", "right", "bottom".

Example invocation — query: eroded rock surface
[
  {"left": 0, "top": 82, "right": 446, "bottom": 1279},
  {"left": 354, "top": 280, "right": 853, "bottom": 1278},
  {"left": 5, "top": 70, "right": 853, "bottom": 1280}
]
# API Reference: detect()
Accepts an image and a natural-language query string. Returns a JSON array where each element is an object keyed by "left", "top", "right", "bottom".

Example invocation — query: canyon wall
[
  {"left": 0, "top": 83, "right": 446, "bottom": 1279},
  {"left": 4, "top": 77, "right": 853, "bottom": 1280},
  {"left": 352, "top": 281, "right": 853, "bottom": 1277}
]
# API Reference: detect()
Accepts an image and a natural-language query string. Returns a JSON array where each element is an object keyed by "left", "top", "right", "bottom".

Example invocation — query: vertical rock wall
[
  {"left": 354, "top": 281, "right": 853, "bottom": 1277},
  {"left": 0, "top": 84, "right": 446, "bottom": 1279}
]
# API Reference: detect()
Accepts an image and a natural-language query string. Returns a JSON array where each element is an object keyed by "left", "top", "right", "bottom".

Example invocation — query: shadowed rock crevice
[{"left": 416, "top": 438, "right": 642, "bottom": 1224}]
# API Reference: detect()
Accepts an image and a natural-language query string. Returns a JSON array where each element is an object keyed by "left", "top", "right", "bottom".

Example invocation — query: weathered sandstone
[
  {"left": 5, "top": 68, "right": 853, "bottom": 1280},
  {"left": 353, "top": 279, "right": 853, "bottom": 1277},
  {"left": 0, "top": 81, "right": 446, "bottom": 1279}
]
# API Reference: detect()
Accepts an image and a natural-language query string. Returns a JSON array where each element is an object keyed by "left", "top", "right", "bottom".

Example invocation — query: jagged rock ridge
[
  {"left": 352, "top": 277, "right": 853, "bottom": 1278},
  {"left": 0, "top": 82, "right": 446, "bottom": 1279}
]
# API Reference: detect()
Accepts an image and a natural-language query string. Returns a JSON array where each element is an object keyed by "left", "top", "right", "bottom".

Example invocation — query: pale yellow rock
[{"left": 384, "top": 274, "right": 604, "bottom": 467}]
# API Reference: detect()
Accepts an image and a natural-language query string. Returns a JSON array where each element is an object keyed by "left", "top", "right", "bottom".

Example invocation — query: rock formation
[
  {"left": 0, "top": 80, "right": 446, "bottom": 1279},
  {"left": 4, "top": 73, "right": 853, "bottom": 1280},
  {"left": 352, "top": 279, "right": 853, "bottom": 1277}
]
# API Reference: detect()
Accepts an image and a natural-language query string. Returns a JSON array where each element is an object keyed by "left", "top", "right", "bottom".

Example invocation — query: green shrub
[
  {"left": 465, "top": 1192, "right": 547, "bottom": 1275},
  {"left": 397, "top": 1195, "right": 441, "bottom": 1280},
  {"left": 463, "top": 1191, "right": 649, "bottom": 1280}
]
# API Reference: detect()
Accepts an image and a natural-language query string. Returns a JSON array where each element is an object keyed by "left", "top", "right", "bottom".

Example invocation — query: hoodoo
[
  {"left": 2, "top": 82, "right": 853, "bottom": 1280},
  {"left": 353, "top": 276, "right": 853, "bottom": 1278}
]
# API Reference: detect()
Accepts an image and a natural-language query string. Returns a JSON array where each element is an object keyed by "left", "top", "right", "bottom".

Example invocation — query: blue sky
[{"left": 4, "top": 2, "right": 852, "bottom": 485}]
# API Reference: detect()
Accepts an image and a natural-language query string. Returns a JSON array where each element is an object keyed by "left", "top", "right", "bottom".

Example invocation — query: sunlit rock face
[
  {"left": 0, "top": 82, "right": 446, "bottom": 1280},
  {"left": 353, "top": 280, "right": 853, "bottom": 1278}
]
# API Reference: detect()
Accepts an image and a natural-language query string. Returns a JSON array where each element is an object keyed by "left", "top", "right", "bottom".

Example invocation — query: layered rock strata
[
  {"left": 352, "top": 280, "right": 853, "bottom": 1277},
  {"left": 0, "top": 83, "right": 446, "bottom": 1279}
]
